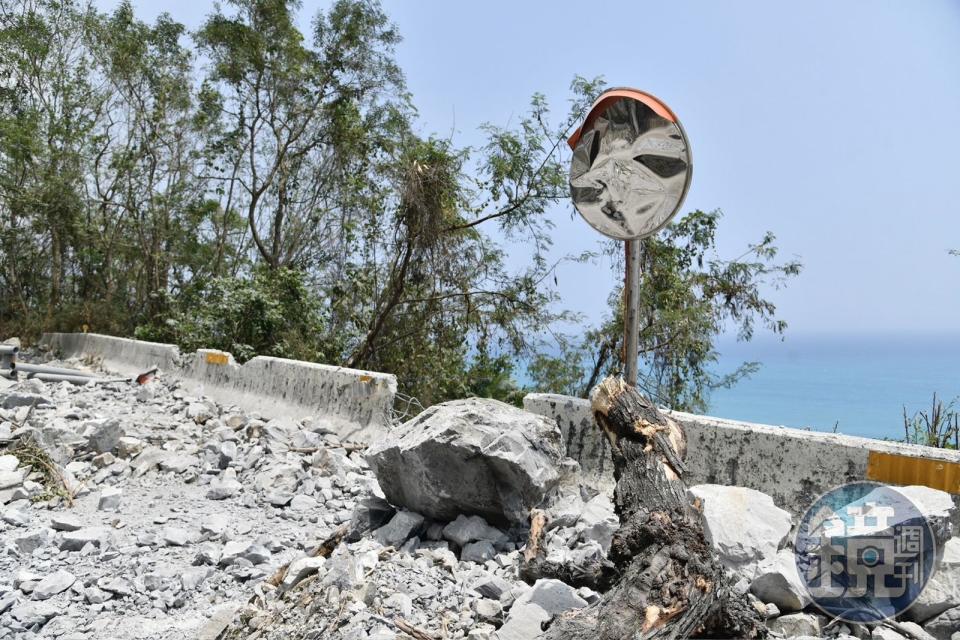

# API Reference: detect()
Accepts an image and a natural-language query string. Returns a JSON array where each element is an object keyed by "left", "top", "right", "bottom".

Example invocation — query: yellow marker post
[{"left": 205, "top": 352, "right": 229, "bottom": 366}]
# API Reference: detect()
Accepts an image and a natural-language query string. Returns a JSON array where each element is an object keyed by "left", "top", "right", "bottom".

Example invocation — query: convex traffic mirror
[{"left": 568, "top": 89, "right": 692, "bottom": 241}]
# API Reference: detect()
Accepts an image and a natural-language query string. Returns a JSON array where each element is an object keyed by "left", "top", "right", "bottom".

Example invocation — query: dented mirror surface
[{"left": 569, "top": 96, "right": 692, "bottom": 240}]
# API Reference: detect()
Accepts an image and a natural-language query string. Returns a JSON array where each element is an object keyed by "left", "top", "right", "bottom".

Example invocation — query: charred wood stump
[{"left": 538, "top": 377, "right": 767, "bottom": 640}]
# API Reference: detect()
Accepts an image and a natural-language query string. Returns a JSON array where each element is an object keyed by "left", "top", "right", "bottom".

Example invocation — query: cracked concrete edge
[
  {"left": 39, "top": 333, "right": 397, "bottom": 444},
  {"left": 523, "top": 392, "right": 960, "bottom": 520}
]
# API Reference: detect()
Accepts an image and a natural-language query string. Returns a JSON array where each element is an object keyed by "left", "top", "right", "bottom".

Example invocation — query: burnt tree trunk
[{"left": 541, "top": 377, "right": 768, "bottom": 640}]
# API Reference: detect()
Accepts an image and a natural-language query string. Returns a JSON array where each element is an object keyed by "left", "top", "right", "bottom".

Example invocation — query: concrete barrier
[
  {"left": 40, "top": 333, "right": 397, "bottom": 444},
  {"left": 524, "top": 392, "right": 960, "bottom": 520},
  {"left": 41, "top": 332, "right": 180, "bottom": 376},
  {"left": 186, "top": 349, "right": 396, "bottom": 444}
]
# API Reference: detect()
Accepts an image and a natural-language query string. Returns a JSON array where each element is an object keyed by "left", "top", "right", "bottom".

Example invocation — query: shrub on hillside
[{"left": 135, "top": 268, "right": 333, "bottom": 364}]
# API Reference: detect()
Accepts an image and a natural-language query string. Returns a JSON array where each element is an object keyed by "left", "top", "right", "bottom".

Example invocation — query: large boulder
[
  {"left": 890, "top": 485, "right": 956, "bottom": 544},
  {"left": 908, "top": 537, "right": 960, "bottom": 623},
  {"left": 750, "top": 549, "right": 812, "bottom": 612},
  {"left": 923, "top": 604, "right": 960, "bottom": 640},
  {"left": 367, "top": 398, "right": 565, "bottom": 526},
  {"left": 767, "top": 612, "right": 820, "bottom": 638},
  {"left": 689, "top": 484, "right": 793, "bottom": 581}
]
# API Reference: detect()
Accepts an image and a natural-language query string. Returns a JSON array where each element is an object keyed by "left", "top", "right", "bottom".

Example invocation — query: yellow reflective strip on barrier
[
  {"left": 205, "top": 352, "right": 229, "bottom": 366},
  {"left": 358, "top": 375, "right": 372, "bottom": 383},
  {"left": 866, "top": 450, "right": 960, "bottom": 494}
]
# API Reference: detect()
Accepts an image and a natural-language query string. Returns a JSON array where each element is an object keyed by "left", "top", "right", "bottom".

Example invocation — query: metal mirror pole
[{"left": 624, "top": 238, "right": 641, "bottom": 387}]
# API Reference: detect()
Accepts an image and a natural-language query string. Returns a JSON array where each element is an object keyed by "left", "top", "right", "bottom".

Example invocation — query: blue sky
[{"left": 103, "top": 0, "right": 960, "bottom": 337}]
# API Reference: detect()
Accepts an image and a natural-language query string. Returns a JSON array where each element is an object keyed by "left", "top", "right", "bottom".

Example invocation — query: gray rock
[
  {"left": 0, "top": 454, "right": 19, "bottom": 471},
  {"left": 0, "top": 591, "right": 17, "bottom": 614},
  {"left": 923, "top": 604, "right": 960, "bottom": 640},
  {"left": 163, "top": 527, "right": 191, "bottom": 546},
  {"left": 280, "top": 556, "right": 327, "bottom": 592},
  {"left": 266, "top": 491, "right": 293, "bottom": 507},
  {"left": 84, "top": 586, "right": 112, "bottom": 604},
  {"left": 472, "top": 574, "right": 514, "bottom": 600},
  {"left": 576, "top": 586, "right": 601, "bottom": 605},
  {"left": 15, "top": 569, "right": 42, "bottom": 590},
  {"left": 194, "top": 542, "right": 222, "bottom": 565},
  {"left": 577, "top": 493, "right": 619, "bottom": 553},
  {"left": 50, "top": 513, "right": 82, "bottom": 531},
  {"left": 98, "top": 577, "right": 134, "bottom": 597},
  {"left": 131, "top": 446, "right": 168, "bottom": 475},
  {"left": 321, "top": 548, "right": 363, "bottom": 590},
  {"left": 9, "top": 600, "right": 60, "bottom": 626},
  {"left": 97, "top": 485, "right": 122, "bottom": 511},
  {"left": 384, "top": 592, "right": 413, "bottom": 617},
  {"left": 1, "top": 392, "right": 52, "bottom": 409},
  {"left": 143, "top": 572, "right": 165, "bottom": 591},
  {"left": 475, "top": 598, "right": 503, "bottom": 623},
  {"left": 462, "top": 540, "right": 497, "bottom": 564},
  {"left": 32, "top": 570, "right": 76, "bottom": 600},
  {"left": 116, "top": 436, "right": 145, "bottom": 458},
  {"left": 60, "top": 527, "right": 109, "bottom": 551},
  {"left": 689, "top": 484, "right": 792, "bottom": 580},
  {"left": 908, "top": 537, "right": 960, "bottom": 623},
  {"left": 873, "top": 626, "right": 909, "bottom": 640},
  {"left": 289, "top": 494, "right": 317, "bottom": 511},
  {"left": 0, "top": 485, "right": 28, "bottom": 504},
  {"left": 207, "top": 470, "right": 242, "bottom": 500},
  {"left": 92, "top": 451, "right": 115, "bottom": 467},
  {"left": 181, "top": 567, "right": 211, "bottom": 591},
  {"left": 200, "top": 514, "right": 229, "bottom": 537},
  {"left": 366, "top": 398, "right": 565, "bottom": 526},
  {"left": 0, "top": 469, "right": 23, "bottom": 490},
  {"left": 14, "top": 527, "right": 52, "bottom": 554},
  {"left": 750, "top": 549, "right": 811, "bottom": 612},
  {"left": 220, "top": 539, "right": 271, "bottom": 565},
  {"left": 254, "top": 462, "right": 299, "bottom": 495},
  {"left": 348, "top": 495, "right": 396, "bottom": 541},
  {"left": 86, "top": 418, "right": 123, "bottom": 454},
  {"left": 887, "top": 486, "right": 956, "bottom": 544},
  {"left": 767, "top": 612, "right": 820, "bottom": 637},
  {"left": 218, "top": 440, "right": 238, "bottom": 468},
  {"left": 159, "top": 453, "right": 198, "bottom": 473},
  {"left": 494, "top": 600, "right": 550, "bottom": 640},
  {"left": 220, "top": 539, "right": 251, "bottom": 565},
  {"left": 198, "top": 603, "right": 241, "bottom": 640},
  {"left": 513, "top": 578, "right": 588, "bottom": 616},
  {"left": 892, "top": 622, "right": 936, "bottom": 640},
  {"left": 442, "top": 514, "right": 504, "bottom": 547},
  {"left": 374, "top": 510, "right": 425, "bottom": 548},
  {"left": 187, "top": 401, "right": 216, "bottom": 424},
  {"left": 2, "top": 506, "right": 29, "bottom": 526}
]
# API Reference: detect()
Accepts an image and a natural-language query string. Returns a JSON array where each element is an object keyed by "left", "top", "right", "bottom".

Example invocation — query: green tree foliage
[
  {"left": 135, "top": 267, "right": 331, "bottom": 364},
  {"left": 0, "top": 0, "right": 800, "bottom": 412},
  {"left": 528, "top": 210, "right": 802, "bottom": 413}
]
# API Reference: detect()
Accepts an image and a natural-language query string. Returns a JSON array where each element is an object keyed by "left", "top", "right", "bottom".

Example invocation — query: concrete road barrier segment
[
  {"left": 39, "top": 332, "right": 180, "bottom": 377},
  {"left": 524, "top": 392, "right": 960, "bottom": 521},
  {"left": 40, "top": 333, "right": 397, "bottom": 444}
]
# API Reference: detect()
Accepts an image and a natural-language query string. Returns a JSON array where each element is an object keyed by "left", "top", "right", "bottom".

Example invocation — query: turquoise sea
[{"left": 708, "top": 333, "right": 960, "bottom": 441}]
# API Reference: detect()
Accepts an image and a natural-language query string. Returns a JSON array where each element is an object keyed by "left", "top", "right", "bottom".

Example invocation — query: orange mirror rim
[{"left": 567, "top": 88, "right": 679, "bottom": 151}]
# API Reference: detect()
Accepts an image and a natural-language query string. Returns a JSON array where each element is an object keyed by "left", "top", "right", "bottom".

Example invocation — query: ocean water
[{"left": 707, "top": 333, "right": 960, "bottom": 441}]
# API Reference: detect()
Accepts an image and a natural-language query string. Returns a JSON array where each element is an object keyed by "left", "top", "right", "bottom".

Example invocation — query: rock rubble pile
[{"left": 0, "top": 359, "right": 958, "bottom": 640}]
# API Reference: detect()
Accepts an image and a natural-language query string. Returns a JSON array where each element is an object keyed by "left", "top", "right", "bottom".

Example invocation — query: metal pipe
[
  {"left": 624, "top": 238, "right": 641, "bottom": 387},
  {"left": 24, "top": 372, "right": 98, "bottom": 385},
  {"left": 15, "top": 363, "right": 95, "bottom": 378},
  {"left": 0, "top": 345, "right": 18, "bottom": 356}
]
